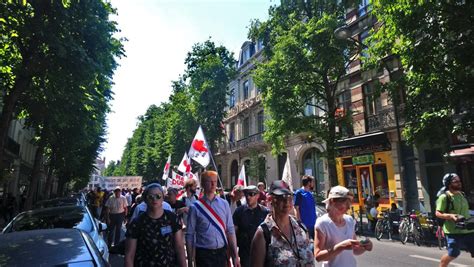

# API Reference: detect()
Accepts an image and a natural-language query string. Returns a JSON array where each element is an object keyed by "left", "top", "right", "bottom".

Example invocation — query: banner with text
[{"left": 104, "top": 176, "right": 142, "bottom": 191}]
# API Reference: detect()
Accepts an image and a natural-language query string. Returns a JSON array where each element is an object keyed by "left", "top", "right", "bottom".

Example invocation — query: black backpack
[
  {"left": 259, "top": 218, "right": 308, "bottom": 266},
  {"left": 438, "top": 192, "right": 455, "bottom": 227}
]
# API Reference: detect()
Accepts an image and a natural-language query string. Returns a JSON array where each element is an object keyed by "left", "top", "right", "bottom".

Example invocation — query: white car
[{"left": 2, "top": 205, "right": 109, "bottom": 261}]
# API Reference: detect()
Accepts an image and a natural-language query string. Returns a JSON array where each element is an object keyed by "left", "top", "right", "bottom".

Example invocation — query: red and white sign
[
  {"left": 168, "top": 171, "right": 185, "bottom": 188},
  {"left": 188, "top": 126, "right": 210, "bottom": 168}
]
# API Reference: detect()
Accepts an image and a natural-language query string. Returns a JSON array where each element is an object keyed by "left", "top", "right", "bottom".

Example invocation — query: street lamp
[{"left": 334, "top": 24, "right": 417, "bottom": 213}]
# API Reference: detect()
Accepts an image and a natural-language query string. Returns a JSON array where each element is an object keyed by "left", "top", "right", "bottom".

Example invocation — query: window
[
  {"left": 243, "top": 80, "right": 250, "bottom": 100},
  {"left": 358, "top": 0, "right": 371, "bottom": 17},
  {"left": 257, "top": 111, "right": 264, "bottom": 133},
  {"left": 337, "top": 90, "right": 353, "bottom": 137},
  {"left": 359, "top": 30, "right": 369, "bottom": 60},
  {"left": 337, "top": 90, "right": 352, "bottom": 113},
  {"left": 243, "top": 117, "right": 250, "bottom": 138},
  {"left": 363, "top": 82, "right": 381, "bottom": 116},
  {"left": 229, "top": 88, "right": 236, "bottom": 107},
  {"left": 304, "top": 98, "right": 316, "bottom": 116},
  {"left": 229, "top": 122, "right": 235, "bottom": 143},
  {"left": 257, "top": 39, "right": 264, "bottom": 52}
]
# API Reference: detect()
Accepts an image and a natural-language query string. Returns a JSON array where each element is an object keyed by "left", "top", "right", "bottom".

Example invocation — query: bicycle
[
  {"left": 399, "top": 210, "right": 425, "bottom": 246},
  {"left": 435, "top": 222, "right": 447, "bottom": 250},
  {"left": 375, "top": 211, "right": 393, "bottom": 240}
]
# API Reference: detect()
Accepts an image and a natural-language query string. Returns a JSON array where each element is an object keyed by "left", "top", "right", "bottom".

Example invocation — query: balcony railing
[{"left": 366, "top": 105, "right": 405, "bottom": 132}]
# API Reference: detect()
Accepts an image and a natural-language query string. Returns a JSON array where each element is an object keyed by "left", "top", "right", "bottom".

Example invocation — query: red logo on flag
[{"left": 192, "top": 139, "right": 208, "bottom": 153}]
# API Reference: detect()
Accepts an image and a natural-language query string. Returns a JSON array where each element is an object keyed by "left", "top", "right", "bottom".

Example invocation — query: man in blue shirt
[
  {"left": 185, "top": 171, "right": 241, "bottom": 267},
  {"left": 294, "top": 175, "right": 317, "bottom": 239}
]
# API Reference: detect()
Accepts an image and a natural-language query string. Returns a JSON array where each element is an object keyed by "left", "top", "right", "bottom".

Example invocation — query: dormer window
[
  {"left": 243, "top": 80, "right": 250, "bottom": 100},
  {"left": 229, "top": 88, "right": 236, "bottom": 107}
]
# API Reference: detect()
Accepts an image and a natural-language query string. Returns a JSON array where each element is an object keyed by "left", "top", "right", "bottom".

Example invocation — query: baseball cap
[
  {"left": 114, "top": 186, "right": 121, "bottom": 192},
  {"left": 323, "top": 185, "right": 353, "bottom": 203},
  {"left": 269, "top": 180, "right": 292, "bottom": 196},
  {"left": 243, "top": 185, "right": 259, "bottom": 193}
]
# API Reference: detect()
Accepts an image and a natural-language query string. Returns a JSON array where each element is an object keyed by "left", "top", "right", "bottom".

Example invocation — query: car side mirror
[{"left": 98, "top": 222, "right": 107, "bottom": 233}]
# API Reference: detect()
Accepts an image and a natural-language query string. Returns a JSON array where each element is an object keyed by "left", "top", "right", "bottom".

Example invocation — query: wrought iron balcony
[{"left": 366, "top": 105, "right": 405, "bottom": 132}]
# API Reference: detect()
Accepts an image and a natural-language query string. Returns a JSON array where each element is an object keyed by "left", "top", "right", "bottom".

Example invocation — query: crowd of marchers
[{"left": 82, "top": 171, "right": 474, "bottom": 267}]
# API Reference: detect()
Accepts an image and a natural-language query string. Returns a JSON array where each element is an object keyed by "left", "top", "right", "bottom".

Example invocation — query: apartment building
[{"left": 215, "top": 41, "right": 328, "bottom": 193}]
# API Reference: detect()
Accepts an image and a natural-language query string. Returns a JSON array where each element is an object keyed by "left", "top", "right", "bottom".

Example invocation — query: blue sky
[{"left": 102, "top": 0, "right": 275, "bottom": 163}]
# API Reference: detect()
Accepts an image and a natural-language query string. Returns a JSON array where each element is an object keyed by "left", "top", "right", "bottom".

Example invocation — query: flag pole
[{"left": 207, "top": 145, "right": 225, "bottom": 190}]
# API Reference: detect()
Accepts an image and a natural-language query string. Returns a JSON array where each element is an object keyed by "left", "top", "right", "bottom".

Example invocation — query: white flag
[
  {"left": 237, "top": 165, "right": 247, "bottom": 187},
  {"left": 177, "top": 153, "right": 192, "bottom": 175},
  {"left": 188, "top": 126, "right": 210, "bottom": 167},
  {"left": 281, "top": 154, "right": 293, "bottom": 191},
  {"left": 162, "top": 155, "right": 171, "bottom": 180}
]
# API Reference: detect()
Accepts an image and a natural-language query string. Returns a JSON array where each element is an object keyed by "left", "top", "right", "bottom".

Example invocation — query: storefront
[
  {"left": 336, "top": 132, "right": 397, "bottom": 212},
  {"left": 448, "top": 144, "right": 474, "bottom": 210}
]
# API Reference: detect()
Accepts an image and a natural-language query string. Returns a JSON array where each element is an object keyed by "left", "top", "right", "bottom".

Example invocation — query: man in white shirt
[{"left": 105, "top": 186, "right": 128, "bottom": 247}]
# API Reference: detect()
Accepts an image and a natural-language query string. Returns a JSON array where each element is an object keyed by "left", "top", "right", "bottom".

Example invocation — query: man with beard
[
  {"left": 179, "top": 178, "right": 198, "bottom": 228},
  {"left": 294, "top": 175, "right": 317, "bottom": 239},
  {"left": 436, "top": 173, "right": 474, "bottom": 267},
  {"left": 233, "top": 185, "right": 268, "bottom": 267}
]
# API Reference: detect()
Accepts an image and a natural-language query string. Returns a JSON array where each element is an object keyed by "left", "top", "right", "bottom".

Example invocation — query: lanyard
[{"left": 274, "top": 218, "right": 302, "bottom": 264}]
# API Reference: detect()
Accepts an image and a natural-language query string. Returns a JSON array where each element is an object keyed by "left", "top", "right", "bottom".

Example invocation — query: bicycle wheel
[
  {"left": 399, "top": 221, "right": 408, "bottom": 244},
  {"left": 412, "top": 223, "right": 423, "bottom": 246},
  {"left": 375, "top": 220, "right": 384, "bottom": 240}
]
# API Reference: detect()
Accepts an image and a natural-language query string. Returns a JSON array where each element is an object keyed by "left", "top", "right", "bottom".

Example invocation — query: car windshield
[{"left": 9, "top": 207, "right": 93, "bottom": 233}]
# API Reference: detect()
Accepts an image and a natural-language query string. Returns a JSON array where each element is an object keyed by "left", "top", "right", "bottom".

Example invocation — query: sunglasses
[
  {"left": 274, "top": 195, "right": 292, "bottom": 201},
  {"left": 146, "top": 193, "right": 162, "bottom": 201},
  {"left": 245, "top": 192, "right": 258, "bottom": 197}
]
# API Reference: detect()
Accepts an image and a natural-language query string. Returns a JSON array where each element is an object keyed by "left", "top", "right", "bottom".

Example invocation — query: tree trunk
[
  {"left": 43, "top": 164, "right": 54, "bottom": 199},
  {"left": 0, "top": 76, "right": 31, "bottom": 179},
  {"left": 24, "top": 141, "right": 45, "bottom": 210}
]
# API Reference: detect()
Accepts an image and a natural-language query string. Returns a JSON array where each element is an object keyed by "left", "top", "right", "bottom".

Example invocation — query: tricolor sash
[{"left": 194, "top": 198, "right": 228, "bottom": 245}]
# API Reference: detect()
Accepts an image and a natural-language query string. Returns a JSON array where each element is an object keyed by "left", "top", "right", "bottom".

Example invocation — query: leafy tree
[
  {"left": 183, "top": 40, "right": 236, "bottom": 152},
  {"left": 250, "top": 1, "right": 355, "bottom": 186},
  {"left": 111, "top": 40, "right": 235, "bottom": 181},
  {"left": 0, "top": 1, "right": 123, "bottom": 201},
  {"left": 103, "top": 160, "right": 118, "bottom": 176},
  {"left": 367, "top": 0, "right": 474, "bottom": 147}
]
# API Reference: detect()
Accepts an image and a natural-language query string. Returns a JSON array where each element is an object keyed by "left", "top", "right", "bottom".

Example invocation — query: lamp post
[{"left": 334, "top": 25, "right": 418, "bottom": 213}]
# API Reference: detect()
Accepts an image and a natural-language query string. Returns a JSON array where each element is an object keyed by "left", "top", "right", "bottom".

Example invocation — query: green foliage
[
  {"left": 108, "top": 40, "right": 235, "bottom": 181},
  {"left": 0, "top": 0, "right": 124, "bottom": 193},
  {"left": 250, "top": 1, "right": 353, "bottom": 186},
  {"left": 367, "top": 0, "right": 474, "bottom": 146}
]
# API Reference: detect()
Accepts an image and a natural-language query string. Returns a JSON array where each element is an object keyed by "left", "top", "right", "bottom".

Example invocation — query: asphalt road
[
  {"left": 348, "top": 238, "right": 473, "bottom": 267},
  {"left": 109, "top": 224, "right": 473, "bottom": 267}
]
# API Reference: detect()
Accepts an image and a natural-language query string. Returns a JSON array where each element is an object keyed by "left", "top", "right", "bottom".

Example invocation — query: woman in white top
[{"left": 314, "top": 186, "right": 373, "bottom": 267}]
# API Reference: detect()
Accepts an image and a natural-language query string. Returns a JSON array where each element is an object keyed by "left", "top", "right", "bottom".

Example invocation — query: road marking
[{"left": 409, "top": 255, "right": 470, "bottom": 267}]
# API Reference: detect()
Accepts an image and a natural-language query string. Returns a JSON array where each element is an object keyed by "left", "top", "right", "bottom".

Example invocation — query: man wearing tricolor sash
[{"left": 185, "top": 171, "right": 241, "bottom": 267}]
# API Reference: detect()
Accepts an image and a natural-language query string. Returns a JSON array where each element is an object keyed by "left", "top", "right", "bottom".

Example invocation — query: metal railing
[{"left": 366, "top": 105, "right": 405, "bottom": 132}]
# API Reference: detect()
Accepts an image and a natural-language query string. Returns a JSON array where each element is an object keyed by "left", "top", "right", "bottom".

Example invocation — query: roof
[{"left": 0, "top": 229, "right": 93, "bottom": 266}]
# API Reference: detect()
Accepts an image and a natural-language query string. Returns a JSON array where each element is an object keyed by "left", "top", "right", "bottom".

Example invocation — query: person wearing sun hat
[
  {"left": 315, "top": 185, "right": 372, "bottom": 267},
  {"left": 250, "top": 180, "right": 314, "bottom": 266}
]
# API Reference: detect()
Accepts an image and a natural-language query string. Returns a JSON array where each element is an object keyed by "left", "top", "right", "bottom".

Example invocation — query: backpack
[{"left": 260, "top": 217, "right": 308, "bottom": 267}]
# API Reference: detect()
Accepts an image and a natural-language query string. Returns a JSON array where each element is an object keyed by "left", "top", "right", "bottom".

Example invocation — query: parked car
[
  {"left": 316, "top": 202, "right": 328, "bottom": 218},
  {"left": 2, "top": 206, "right": 109, "bottom": 261},
  {"left": 33, "top": 196, "right": 84, "bottom": 209},
  {"left": 0, "top": 228, "right": 109, "bottom": 266}
]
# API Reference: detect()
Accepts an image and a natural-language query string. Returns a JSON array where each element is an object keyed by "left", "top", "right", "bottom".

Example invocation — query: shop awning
[
  {"left": 336, "top": 131, "right": 391, "bottom": 157},
  {"left": 449, "top": 144, "right": 474, "bottom": 158}
]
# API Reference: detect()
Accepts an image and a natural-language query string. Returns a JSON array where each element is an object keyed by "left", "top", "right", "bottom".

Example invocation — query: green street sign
[{"left": 352, "top": 154, "right": 374, "bottom": 165}]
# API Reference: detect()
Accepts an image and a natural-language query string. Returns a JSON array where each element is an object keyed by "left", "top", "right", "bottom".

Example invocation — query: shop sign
[{"left": 352, "top": 154, "right": 374, "bottom": 165}]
